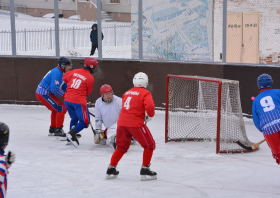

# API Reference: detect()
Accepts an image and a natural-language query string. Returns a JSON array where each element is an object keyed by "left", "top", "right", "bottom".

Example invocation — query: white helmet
[{"left": 133, "top": 72, "right": 148, "bottom": 88}]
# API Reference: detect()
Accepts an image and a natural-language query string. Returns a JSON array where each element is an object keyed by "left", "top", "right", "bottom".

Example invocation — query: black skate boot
[
  {"left": 106, "top": 165, "right": 119, "bottom": 180},
  {"left": 140, "top": 164, "right": 157, "bottom": 181},
  {"left": 48, "top": 127, "right": 55, "bottom": 136},
  {"left": 66, "top": 129, "right": 79, "bottom": 148},
  {"left": 66, "top": 133, "right": 82, "bottom": 146},
  {"left": 54, "top": 126, "right": 66, "bottom": 137}
]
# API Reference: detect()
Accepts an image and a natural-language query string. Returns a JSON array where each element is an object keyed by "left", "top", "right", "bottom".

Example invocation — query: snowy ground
[{"left": 1, "top": 104, "right": 280, "bottom": 198}]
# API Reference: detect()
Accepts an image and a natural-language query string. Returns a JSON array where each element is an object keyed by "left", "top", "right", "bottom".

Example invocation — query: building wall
[
  {"left": 2, "top": 0, "right": 76, "bottom": 10},
  {"left": 214, "top": 0, "right": 280, "bottom": 65},
  {"left": 101, "top": 0, "right": 131, "bottom": 14},
  {"left": 78, "top": 1, "right": 97, "bottom": 21},
  {"left": 25, "top": 8, "right": 76, "bottom": 18},
  {"left": 109, "top": 12, "right": 130, "bottom": 22}
]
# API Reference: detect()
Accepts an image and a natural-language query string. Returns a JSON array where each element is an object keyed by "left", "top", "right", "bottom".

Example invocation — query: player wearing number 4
[
  {"left": 63, "top": 57, "right": 98, "bottom": 148},
  {"left": 252, "top": 74, "right": 280, "bottom": 164},
  {"left": 106, "top": 72, "right": 157, "bottom": 181}
]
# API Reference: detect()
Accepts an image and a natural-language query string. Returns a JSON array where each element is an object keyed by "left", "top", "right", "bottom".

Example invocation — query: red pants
[
  {"left": 264, "top": 131, "right": 280, "bottom": 164},
  {"left": 36, "top": 93, "right": 67, "bottom": 128},
  {"left": 116, "top": 125, "right": 156, "bottom": 153}
]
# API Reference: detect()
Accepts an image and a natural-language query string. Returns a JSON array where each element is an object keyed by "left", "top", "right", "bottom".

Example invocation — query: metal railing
[{"left": 0, "top": 24, "right": 131, "bottom": 52}]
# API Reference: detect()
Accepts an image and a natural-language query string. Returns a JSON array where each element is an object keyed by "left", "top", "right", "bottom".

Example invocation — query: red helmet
[
  {"left": 84, "top": 57, "right": 98, "bottom": 69},
  {"left": 100, "top": 84, "right": 113, "bottom": 95}
]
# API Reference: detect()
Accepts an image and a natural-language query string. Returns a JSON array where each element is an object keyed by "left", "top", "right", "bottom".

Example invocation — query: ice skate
[
  {"left": 66, "top": 129, "right": 79, "bottom": 148},
  {"left": 53, "top": 126, "right": 67, "bottom": 140},
  {"left": 106, "top": 165, "right": 119, "bottom": 180},
  {"left": 65, "top": 133, "right": 81, "bottom": 145},
  {"left": 54, "top": 126, "right": 66, "bottom": 137},
  {"left": 140, "top": 164, "right": 157, "bottom": 181},
  {"left": 48, "top": 127, "right": 55, "bottom": 136}
]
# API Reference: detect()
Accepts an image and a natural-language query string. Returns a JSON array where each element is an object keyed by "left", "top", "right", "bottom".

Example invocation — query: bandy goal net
[{"left": 165, "top": 75, "right": 257, "bottom": 154}]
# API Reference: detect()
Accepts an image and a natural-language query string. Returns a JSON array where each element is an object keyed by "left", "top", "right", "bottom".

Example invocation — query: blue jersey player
[
  {"left": 252, "top": 74, "right": 280, "bottom": 164},
  {"left": 36, "top": 57, "right": 72, "bottom": 137}
]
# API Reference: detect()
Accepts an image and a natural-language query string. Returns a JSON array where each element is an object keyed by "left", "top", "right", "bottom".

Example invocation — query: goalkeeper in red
[
  {"left": 252, "top": 74, "right": 280, "bottom": 164},
  {"left": 106, "top": 72, "right": 157, "bottom": 181}
]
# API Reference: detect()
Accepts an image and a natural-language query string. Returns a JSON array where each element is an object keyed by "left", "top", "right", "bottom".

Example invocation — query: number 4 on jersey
[{"left": 124, "top": 97, "right": 132, "bottom": 110}]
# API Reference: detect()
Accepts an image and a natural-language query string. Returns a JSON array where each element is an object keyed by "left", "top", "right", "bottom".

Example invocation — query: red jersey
[
  {"left": 117, "top": 87, "right": 155, "bottom": 127},
  {"left": 63, "top": 68, "right": 94, "bottom": 106}
]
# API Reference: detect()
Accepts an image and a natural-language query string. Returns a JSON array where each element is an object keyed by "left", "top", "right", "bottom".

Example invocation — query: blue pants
[{"left": 64, "top": 101, "right": 90, "bottom": 133}]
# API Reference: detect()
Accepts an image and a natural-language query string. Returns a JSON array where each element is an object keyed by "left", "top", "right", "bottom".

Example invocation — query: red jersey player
[
  {"left": 63, "top": 57, "right": 98, "bottom": 148},
  {"left": 106, "top": 72, "right": 157, "bottom": 181}
]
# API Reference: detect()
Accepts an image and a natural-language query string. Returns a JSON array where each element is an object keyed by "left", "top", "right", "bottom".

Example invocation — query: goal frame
[{"left": 165, "top": 74, "right": 257, "bottom": 154}]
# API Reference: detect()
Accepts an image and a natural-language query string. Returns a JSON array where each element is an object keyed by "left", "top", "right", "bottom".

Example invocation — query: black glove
[{"left": 5, "top": 151, "right": 16, "bottom": 168}]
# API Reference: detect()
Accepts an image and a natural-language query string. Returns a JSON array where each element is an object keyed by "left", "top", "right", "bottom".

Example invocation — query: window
[{"left": 110, "top": 0, "right": 120, "bottom": 3}]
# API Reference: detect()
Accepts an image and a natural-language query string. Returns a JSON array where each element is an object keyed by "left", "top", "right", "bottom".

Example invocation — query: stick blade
[{"left": 234, "top": 140, "right": 253, "bottom": 151}]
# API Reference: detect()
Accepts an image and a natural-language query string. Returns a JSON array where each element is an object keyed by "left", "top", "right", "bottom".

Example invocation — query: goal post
[{"left": 165, "top": 74, "right": 257, "bottom": 154}]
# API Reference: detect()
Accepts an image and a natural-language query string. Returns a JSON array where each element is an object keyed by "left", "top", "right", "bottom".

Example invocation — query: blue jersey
[
  {"left": 252, "top": 89, "right": 280, "bottom": 135},
  {"left": 36, "top": 66, "right": 66, "bottom": 97}
]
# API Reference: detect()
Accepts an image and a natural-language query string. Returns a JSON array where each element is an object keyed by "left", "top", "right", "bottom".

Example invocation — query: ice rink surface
[{"left": 1, "top": 104, "right": 280, "bottom": 198}]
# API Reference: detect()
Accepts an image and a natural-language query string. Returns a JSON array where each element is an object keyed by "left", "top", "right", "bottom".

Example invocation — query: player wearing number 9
[
  {"left": 252, "top": 74, "right": 280, "bottom": 164},
  {"left": 63, "top": 57, "right": 98, "bottom": 148}
]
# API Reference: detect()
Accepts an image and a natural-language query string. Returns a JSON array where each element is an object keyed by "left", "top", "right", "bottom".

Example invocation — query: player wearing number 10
[
  {"left": 252, "top": 74, "right": 280, "bottom": 164},
  {"left": 106, "top": 72, "right": 157, "bottom": 181},
  {"left": 63, "top": 57, "right": 98, "bottom": 148}
]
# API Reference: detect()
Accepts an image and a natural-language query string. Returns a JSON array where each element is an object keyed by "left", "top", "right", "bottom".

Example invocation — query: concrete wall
[
  {"left": 25, "top": 8, "right": 76, "bottom": 18},
  {"left": 2, "top": 57, "right": 280, "bottom": 115},
  {"left": 78, "top": 1, "right": 97, "bottom": 21},
  {"left": 2, "top": 0, "right": 76, "bottom": 10},
  {"left": 109, "top": 12, "right": 130, "bottom": 22},
  {"left": 101, "top": 0, "right": 131, "bottom": 14}
]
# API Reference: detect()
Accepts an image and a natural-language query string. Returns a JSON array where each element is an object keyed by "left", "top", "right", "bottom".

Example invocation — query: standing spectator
[
  {"left": 36, "top": 57, "right": 72, "bottom": 137},
  {"left": 90, "top": 23, "right": 104, "bottom": 56}
]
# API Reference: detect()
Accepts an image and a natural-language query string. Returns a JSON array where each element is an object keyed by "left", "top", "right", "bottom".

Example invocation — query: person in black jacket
[{"left": 90, "top": 24, "right": 104, "bottom": 56}]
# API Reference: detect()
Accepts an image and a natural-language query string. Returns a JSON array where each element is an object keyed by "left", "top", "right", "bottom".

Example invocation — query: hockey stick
[
  {"left": 90, "top": 121, "right": 96, "bottom": 135},
  {"left": 235, "top": 139, "right": 266, "bottom": 151},
  {"left": 89, "top": 112, "right": 96, "bottom": 135}
]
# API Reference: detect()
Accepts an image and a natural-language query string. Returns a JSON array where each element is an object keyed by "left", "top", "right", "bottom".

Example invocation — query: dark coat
[{"left": 90, "top": 24, "right": 104, "bottom": 45}]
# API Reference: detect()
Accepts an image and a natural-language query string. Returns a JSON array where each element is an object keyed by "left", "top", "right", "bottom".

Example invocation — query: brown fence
[{"left": 1, "top": 57, "right": 280, "bottom": 115}]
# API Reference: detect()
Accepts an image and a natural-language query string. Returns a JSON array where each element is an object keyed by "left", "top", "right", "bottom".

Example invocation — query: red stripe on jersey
[{"left": 82, "top": 105, "right": 89, "bottom": 126}]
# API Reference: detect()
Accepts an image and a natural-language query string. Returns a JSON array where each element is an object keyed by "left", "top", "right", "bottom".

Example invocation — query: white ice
[{"left": 1, "top": 104, "right": 280, "bottom": 198}]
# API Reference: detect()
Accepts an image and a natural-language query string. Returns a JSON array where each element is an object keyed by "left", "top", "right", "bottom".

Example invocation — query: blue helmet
[{"left": 257, "top": 74, "right": 273, "bottom": 89}]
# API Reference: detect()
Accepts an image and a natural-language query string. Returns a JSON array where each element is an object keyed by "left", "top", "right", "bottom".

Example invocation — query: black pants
[{"left": 90, "top": 45, "right": 98, "bottom": 55}]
